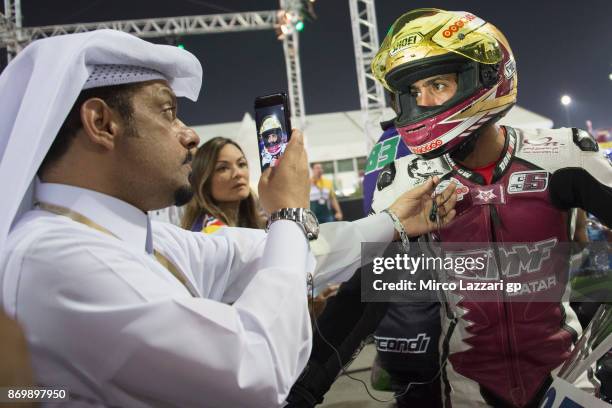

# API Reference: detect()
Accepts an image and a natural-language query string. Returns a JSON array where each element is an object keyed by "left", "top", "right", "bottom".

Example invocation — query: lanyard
[{"left": 37, "top": 202, "right": 199, "bottom": 297}]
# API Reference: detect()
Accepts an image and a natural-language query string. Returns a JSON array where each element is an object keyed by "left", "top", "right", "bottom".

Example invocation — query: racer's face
[
  {"left": 409, "top": 73, "right": 458, "bottom": 107},
  {"left": 266, "top": 132, "right": 280, "bottom": 145}
]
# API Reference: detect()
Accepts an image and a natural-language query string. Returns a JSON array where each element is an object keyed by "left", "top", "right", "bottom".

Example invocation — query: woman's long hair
[{"left": 181, "top": 137, "right": 264, "bottom": 230}]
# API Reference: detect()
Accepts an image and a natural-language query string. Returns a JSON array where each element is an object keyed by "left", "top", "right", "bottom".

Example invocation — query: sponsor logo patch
[
  {"left": 522, "top": 136, "right": 565, "bottom": 154},
  {"left": 441, "top": 13, "right": 477, "bottom": 38},
  {"left": 365, "top": 135, "right": 401, "bottom": 174},
  {"left": 476, "top": 189, "right": 497, "bottom": 202},
  {"left": 472, "top": 185, "right": 506, "bottom": 205},
  {"left": 508, "top": 170, "right": 549, "bottom": 194},
  {"left": 504, "top": 58, "right": 516, "bottom": 79},
  {"left": 411, "top": 138, "right": 443, "bottom": 154},
  {"left": 389, "top": 32, "right": 423, "bottom": 56},
  {"left": 406, "top": 157, "right": 445, "bottom": 183},
  {"left": 435, "top": 177, "right": 469, "bottom": 201},
  {"left": 374, "top": 333, "right": 431, "bottom": 354}
]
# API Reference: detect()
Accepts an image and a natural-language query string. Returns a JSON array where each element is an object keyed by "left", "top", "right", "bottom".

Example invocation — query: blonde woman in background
[
  {"left": 183, "top": 136, "right": 339, "bottom": 317},
  {"left": 182, "top": 137, "right": 265, "bottom": 233}
]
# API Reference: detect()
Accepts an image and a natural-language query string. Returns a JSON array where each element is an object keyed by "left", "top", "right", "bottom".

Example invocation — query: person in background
[
  {"left": 181, "top": 137, "right": 264, "bottom": 232},
  {"left": 310, "top": 162, "right": 343, "bottom": 223},
  {"left": 182, "top": 138, "right": 341, "bottom": 317}
]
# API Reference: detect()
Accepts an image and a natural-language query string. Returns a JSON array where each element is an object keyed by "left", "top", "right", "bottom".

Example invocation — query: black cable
[{"left": 307, "top": 273, "right": 448, "bottom": 404}]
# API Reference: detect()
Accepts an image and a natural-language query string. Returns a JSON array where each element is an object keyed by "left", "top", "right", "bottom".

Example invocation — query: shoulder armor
[
  {"left": 379, "top": 117, "right": 396, "bottom": 131},
  {"left": 572, "top": 128, "right": 599, "bottom": 152},
  {"left": 371, "top": 155, "right": 452, "bottom": 214},
  {"left": 514, "top": 127, "right": 577, "bottom": 173},
  {"left": 377, "top": 162, "right": 396, "bottom": 191}
]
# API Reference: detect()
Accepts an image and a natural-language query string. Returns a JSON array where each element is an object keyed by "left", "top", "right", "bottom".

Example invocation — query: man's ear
[{"left": 79, "top": 98, "right": 122, "bottom": 150}]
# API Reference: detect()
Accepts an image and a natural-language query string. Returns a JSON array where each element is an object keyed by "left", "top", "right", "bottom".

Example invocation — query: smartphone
[{"left": 254, "top": 92, "right": 292, "bottom": 170}]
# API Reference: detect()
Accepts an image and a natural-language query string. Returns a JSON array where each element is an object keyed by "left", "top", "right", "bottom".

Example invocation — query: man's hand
[
  {"left": 308, "top": 284, "right": 340, "bottom": 318},
  {"left": 388, "top": 176, "right": 457, "bottom": 237},
  {"left": 259, "top": 129, "right": 309, "bottom": 213}
]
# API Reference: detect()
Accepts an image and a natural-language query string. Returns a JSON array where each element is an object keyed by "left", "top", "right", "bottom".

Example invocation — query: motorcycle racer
[{"left": 286, "top": 8, "right": 612, "bottom": 408}]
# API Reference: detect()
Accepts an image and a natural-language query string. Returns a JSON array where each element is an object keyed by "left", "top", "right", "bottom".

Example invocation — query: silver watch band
[
  {"left": 266, "top": 208, "right": 318, "bottom": 240},
  {"left": 382, "top": 208, "right": 411, "bottom": 252},
  {"left": 268, "top": 208, "right": 302, "bottom": 224}
]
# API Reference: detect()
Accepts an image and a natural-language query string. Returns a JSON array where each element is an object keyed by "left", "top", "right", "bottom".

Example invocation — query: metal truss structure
[
  {"left": 282, "top": 27, "right": 305, "bottom": 127},
  {"left": 348, "top": 0, "right": 386, "bottom": 149},
  {"left": 1, "top": 1, "right": 383, "bottom": 146},
  {"left": 279, "top": 0, "right": 305, "bottom": 127},
  {"left": 0, "top": 2, "right": 306, "bottom": 124},
  {"left": 1, "top": 0, "right": 23, "bottom": 60},
  {"left": 20, "top": 11, "right": 278, "bottom": 39},
  {"left": 0, "top": 7, "right": 278, "bottom": 54}
]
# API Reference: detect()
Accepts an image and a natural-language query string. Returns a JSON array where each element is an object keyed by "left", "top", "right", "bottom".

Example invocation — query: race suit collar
[{"left": 444, "top": 126, "right": 517, "bottom": 186}]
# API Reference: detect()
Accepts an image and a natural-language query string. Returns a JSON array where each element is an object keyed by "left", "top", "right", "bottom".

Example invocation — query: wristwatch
[{"left": 266, "top": 208, "right": 320, "bottom": 241}]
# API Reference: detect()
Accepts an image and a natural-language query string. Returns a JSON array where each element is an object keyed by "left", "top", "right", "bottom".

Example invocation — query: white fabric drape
[{"left": 0, "top": 29, "right": 202, "bottom": 256}]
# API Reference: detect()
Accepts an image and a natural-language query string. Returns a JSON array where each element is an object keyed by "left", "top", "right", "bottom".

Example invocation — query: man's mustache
[{"left": 183, "top": 151, "right": 193, "bottom": 165}]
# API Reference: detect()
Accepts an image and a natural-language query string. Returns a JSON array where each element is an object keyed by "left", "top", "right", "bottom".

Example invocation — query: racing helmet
[
  {"left": 372, "top": 8, "right": 517, "bottom": 159},
  {"left": 260, "top": 115, "right": 284, "bottom": 155}
]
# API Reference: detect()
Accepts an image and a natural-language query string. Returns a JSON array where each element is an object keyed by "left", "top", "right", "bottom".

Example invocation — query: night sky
[{"left": 6, "top": 0, "right": 612, "bottom": 130}]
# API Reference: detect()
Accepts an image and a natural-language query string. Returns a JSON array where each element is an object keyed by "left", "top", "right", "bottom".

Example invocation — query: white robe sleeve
[
  {"left": 6, "top": 212, "right": 393, "bottom": 407},
  {"left": 309, "top": 212, "right": 394, "bottom": 289},
  {"left": 157, "top": 212, "right": 394, "bottom": 299},
  {"left": 9, "top": 220, "right": 312, "bottom": 408}
]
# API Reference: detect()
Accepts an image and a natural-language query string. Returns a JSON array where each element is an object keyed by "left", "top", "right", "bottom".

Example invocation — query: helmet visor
[{"left": 373, "top": 8, "right": 503, "bottom": 90}]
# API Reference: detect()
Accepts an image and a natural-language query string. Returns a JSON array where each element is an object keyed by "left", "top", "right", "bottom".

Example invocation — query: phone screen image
[{"left": 255, "top": 104, "right": 289, "bottom": 170}]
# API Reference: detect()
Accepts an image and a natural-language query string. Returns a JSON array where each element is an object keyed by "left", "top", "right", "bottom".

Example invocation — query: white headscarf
[{"left": 0, "top": 29, "right": 203, "bottom": 255}]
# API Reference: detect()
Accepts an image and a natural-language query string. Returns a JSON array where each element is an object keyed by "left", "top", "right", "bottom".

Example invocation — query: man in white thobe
[{"left": 0, "top": 30, "right": 456, "bottom": 407}]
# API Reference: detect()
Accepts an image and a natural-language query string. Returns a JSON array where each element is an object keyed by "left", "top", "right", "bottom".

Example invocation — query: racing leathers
[
  {"left": 285, "top": 125, "right": 612, "bottom": 408},
  {"left": 261, "top": 143, "right": 286, "bottom": 169},
  {"left": 369, "top": 126, "right": 612, "bottom": 407}
]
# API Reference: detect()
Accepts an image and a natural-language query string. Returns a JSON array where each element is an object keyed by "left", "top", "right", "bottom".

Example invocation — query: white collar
[{"left": 35, "top": 182, "right": 152, "bottom": 254}]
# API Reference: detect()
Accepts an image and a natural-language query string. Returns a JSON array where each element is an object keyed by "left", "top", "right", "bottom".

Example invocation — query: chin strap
[{"left": 449, "top": 128, "right": 482, "bottom": 162}]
